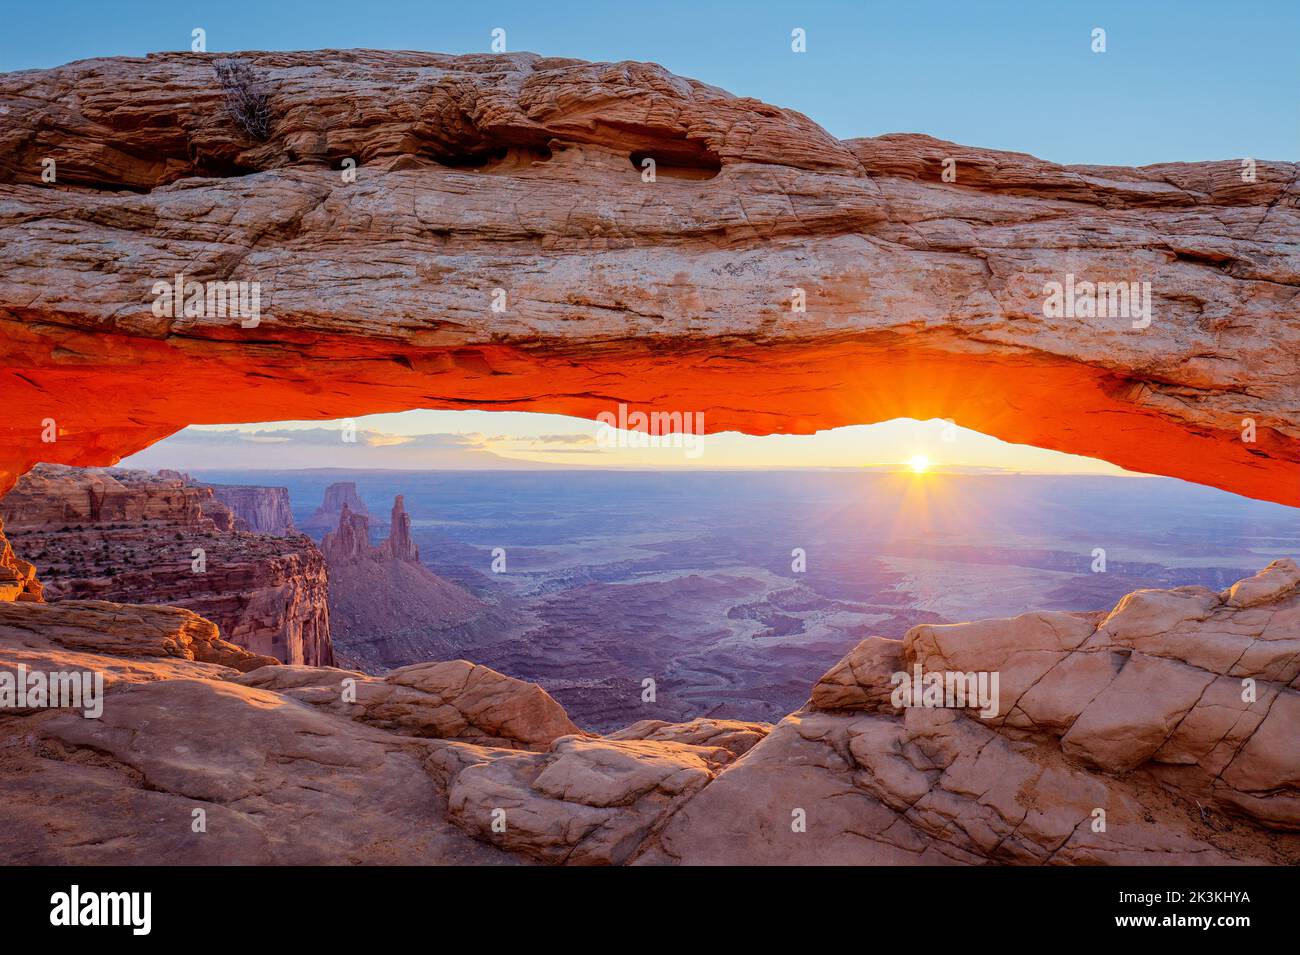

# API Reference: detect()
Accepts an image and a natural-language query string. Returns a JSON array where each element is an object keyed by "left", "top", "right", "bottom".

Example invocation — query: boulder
[{"left": 237, "top": 659, "right": 581, "bottom": 751}]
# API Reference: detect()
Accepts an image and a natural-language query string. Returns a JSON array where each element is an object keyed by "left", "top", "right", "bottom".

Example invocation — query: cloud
[
  {"left": 123, "top": 425, "right": 569, "bottom": 471},
  {"left": 483, "top": 432, "right": 599, "bottom": 451},
  {"left": 174, "top": 427, "right": 487, "bottom": 450},
  {"left": 373, "top": 431, "right": 487, "bottom": 450}
]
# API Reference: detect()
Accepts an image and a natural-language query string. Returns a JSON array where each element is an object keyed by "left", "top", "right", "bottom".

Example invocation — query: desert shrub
[{"left": 213, "top": 58, "right": 272, "bottom": 140}]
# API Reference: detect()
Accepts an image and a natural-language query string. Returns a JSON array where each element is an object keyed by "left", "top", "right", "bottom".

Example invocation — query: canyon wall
[
  {"left": 5, "top": 465, "right": 221, "bottom": 530},
  {"left": 319, "top": 494, "right": 486, "bottom": 670},
  {"left": 210, "top": 484, "right": 297, "bottom": 535},
  {"left": 155, "top": 469, "right": 296, "bottom": 535},
  {"left": 0, "top": 517, "right": 42, "bottom": 602},
  {"left": 302, "top": 481, "right": 370, "bottom": 532},
  {"left": 0, "top": 465, "right": 333, "bottom": 665},
  {"left": 0, "top": 52, "right": 1295, "bottom": 504}
]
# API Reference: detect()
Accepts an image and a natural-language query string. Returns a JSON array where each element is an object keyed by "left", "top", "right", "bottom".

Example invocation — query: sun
[{"left": 908, "top": 454, "right": 931, "bottom": 474}]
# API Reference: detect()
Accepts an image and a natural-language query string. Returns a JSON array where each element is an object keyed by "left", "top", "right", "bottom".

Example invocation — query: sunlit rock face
[
  {"left": 2, "top": 464, "right": 219, "bottom": 530},
  {"left": 0, "top": 564, "right": 1296, "bottom": 865},
  {"left": 0, "top": 517, "right": 42, "bottom": 602},
  {"left": 0, "top": 51, "right": 1296, "bottom": 503},
  {"left": 0, "top": 465, "right": 334, "bottom": 666},
  {"left": 209, "top": 484, "right": 297, "bottom": 535}
]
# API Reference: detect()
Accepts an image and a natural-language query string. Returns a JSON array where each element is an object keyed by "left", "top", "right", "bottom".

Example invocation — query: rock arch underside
[
  {"left": 0, "top": 50, "right": 1297, "bottom": 504},
  {"left": 0, "top": 51, "right": 1298, "bottom": 867}
]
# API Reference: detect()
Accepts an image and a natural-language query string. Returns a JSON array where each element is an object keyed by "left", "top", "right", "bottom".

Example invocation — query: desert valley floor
[{"left": 195, "top": 469, "right": 1300, "bottom": 730}]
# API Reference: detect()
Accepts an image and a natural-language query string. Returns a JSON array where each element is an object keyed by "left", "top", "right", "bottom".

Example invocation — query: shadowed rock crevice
[{"left": 0, "top": 52, "right": 772, "bottom": 191}]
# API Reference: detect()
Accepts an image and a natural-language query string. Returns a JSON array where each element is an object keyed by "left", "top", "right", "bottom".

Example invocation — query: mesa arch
[{"left": 1, "top": 51, "right": 1297, "bottom": 503}]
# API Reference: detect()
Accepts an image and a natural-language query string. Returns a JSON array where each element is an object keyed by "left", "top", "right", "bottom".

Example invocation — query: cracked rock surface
[
  {"left": 0, "top": 562, "right": 1296, "bottom": 865},
  {"left": 236, "top": 658, "right": 582, "bottom": 751},
  {"left": 1, "top": 51, "right": 1297, "bottom": 504}
]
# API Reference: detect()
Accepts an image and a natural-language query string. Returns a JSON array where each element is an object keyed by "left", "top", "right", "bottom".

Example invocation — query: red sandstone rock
[
  {"left": 320, "top": 501, "right": 372, "bottom": 563},
  {"left": 3, "top": 464, "right": 219, "bottom": 530},
  {"left": 605, "top": 717, "right": 770, "bottom": 759},
  {"left": 427, "top": 734, "right": 732, "bottom": 865},
  {"left": 237, "top": 658, "right": 581, "bottom": 751},
  {"left": 210, "top": 484, "right": 297, "bottom": 535},
  {"left": 303, "top": 482, "right": 369, "bottom": 532},
  {"left": 383, "top": 495, "right": 418, "bottom": 562},
  {"left": 319, "top": 492, "right": 484, "bottom": 669},
  {"left": 0, "top": 598, "right": 277, "bottom": 672},
  {"left": 0, "top": 616, "right": 504, "bottom": 864},
  {"left": 806, "top": 558, "right": 1300, "bottom": 836},
  {"left": 0, "top": 464, "right": 333, "bottom": 665},
  {"left": 0, "top": 564, "right": 1295, "bottom": 865},
  {"left": 0, "top": 52, "right": 1295, "bottom": 504},
  {"left": 0, "top": 517, "right": 42, "bottom": 603}
]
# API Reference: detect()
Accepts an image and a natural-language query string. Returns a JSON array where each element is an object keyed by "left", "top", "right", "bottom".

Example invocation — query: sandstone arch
[{"left": 1, "top": 51, "right": 1297, "bottom": 503}]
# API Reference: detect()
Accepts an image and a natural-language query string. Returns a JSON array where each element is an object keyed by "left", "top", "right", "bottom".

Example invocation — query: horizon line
[{"left": 176, "top": 464, "right": 1159, "bottom": 477}]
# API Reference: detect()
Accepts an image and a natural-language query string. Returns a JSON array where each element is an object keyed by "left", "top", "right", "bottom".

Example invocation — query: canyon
[
  {"left": 241, "top": 468, "right": 1299, "bottom": 733},
  {"left": 0, "top": 465, "right": 333, "bottom": 666},
  {"left": 0, "top": 49, "right": 1295, "bottom": 867},
  {"left": 0, "top": 51, "right": 1296, "bottom": 505}
]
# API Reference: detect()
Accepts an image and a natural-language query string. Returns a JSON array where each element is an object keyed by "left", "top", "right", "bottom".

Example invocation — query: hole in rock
[
  {"left": 629, "top": 150, "right": 722, "bottom": 180},
  {"left": 432, "top": 144, "right": 554, "bottom": 172},
  {"left": 9, "top": 411, "right": 1296, "bottom": 735}
]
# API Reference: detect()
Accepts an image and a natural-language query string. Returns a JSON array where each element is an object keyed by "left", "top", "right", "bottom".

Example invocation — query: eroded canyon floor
[{"left": 199, "top": 468, "right": 1300, "bottom": 731}]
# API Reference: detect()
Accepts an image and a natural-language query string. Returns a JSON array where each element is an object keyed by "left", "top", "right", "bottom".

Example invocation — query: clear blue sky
[{"left": 3, "top": 0, "right": 1295, "bottom": 165}]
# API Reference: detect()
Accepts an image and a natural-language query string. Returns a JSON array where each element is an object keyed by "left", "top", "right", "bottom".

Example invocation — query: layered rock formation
[
  {"left": 0, "top": 563, "right": 1295, "bottom": 865},
  {"left": 238, "top": 659, "right": 581, "bottom": 751},
  {"left": 153, "top": 469, "right": 247, "bottom": 532},
  {"left": 319, "top": 501, "right": 373, "bottom": 563},
  {"left": 0, "top": 465, "right": 333, "bottom": 665},
  {"left": 319, "top": 494, "right": 485, "bottom": 669},
  {"left": 383, "top": 495, "right": 418, "bottom": 562},
  {"left": 4, "top": 464, "right": 221, "bottom": 529},
  {"left": 0, "top": 52, "right": 1296, "bottom": 505},
  {"left": 428, "top": 716, "right": 772, "bottom": 864},
  {"left": 210, "top": 484, "right": 296, "bottom": 535},
  {"left": 0, "top": 517, "right": 42, "bottom": 603},
  {"left": 653, "top": 559, "right": 1300, "bottom": 864},
  {"left": 302, "top": 482, "right": 369, "bottom": 532},
  {"left": 0, "top": 601, "right": 506, "bottom": 865},
  {"left": 0, "top": 598, "right": 279, "bottom": 675}
]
